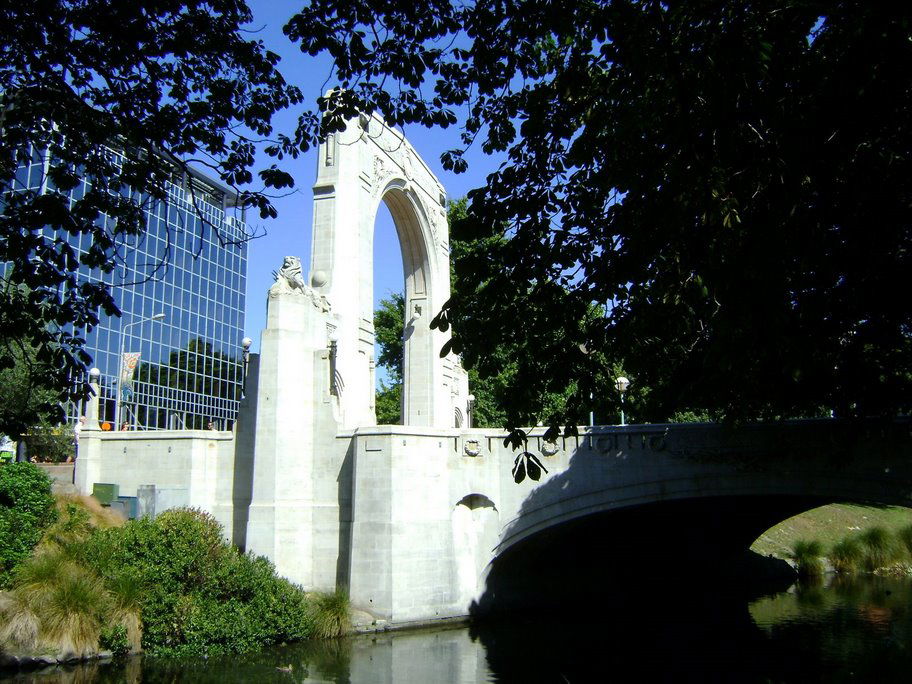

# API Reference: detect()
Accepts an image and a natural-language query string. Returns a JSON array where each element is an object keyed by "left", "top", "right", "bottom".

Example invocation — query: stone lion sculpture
[
  {"left": 270, "top": 256, "right": 331, "bottom": 312},
  {"left": 274, "top": 256, "right": 308, "bottom": 292}
]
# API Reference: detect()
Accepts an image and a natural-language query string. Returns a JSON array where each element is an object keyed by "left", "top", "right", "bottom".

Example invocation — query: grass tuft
[
  {"left": 38, "top": 566, "right": 109, "bottom": 655},
  {"left": 859, "top": 526, "right": 902, "bottom": 572},
  {"left": 790, "top": 540, "right": 825, "bottom": 578},
  {"left": 897, "top": 524, "right": 912, "bottom": 557},
  {"left": 309, "top": 588, "right": 351, "bottom": 639},
  {"left": 829, "top": 537, "right": 864, "bottom": 574},
  {"left": 0, "top": 591, "right": 39, "bottom": 652}
]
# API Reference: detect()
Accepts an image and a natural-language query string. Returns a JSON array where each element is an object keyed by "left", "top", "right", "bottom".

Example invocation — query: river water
[{"left": 4, "top": 575, "right": 912, "bottom": 683}]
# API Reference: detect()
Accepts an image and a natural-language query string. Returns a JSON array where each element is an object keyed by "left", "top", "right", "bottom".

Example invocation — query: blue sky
[{"left": 241, "top": 2, "right": 502, "bottom": 353}]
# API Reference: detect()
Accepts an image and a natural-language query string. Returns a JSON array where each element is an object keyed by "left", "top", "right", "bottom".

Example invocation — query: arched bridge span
[{"left": 347, "top": 419, "right": 912, "bottom": 622}]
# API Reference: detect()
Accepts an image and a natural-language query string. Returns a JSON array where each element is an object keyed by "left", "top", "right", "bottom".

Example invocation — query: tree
[
  {"left": 374, "top": 200, "right": 572, "bottom": 428},
  {"left": 0, "top": 340, "right": 60, "bottom": 440},
  {"left": 0, "top": 1, "right": 303, "bottom": 423},
  {"left": 374, "top": 292, "right": 404, "bottom": 424},
  {"left": 290, "top": 1, "right": 912, "bottom": 438}
]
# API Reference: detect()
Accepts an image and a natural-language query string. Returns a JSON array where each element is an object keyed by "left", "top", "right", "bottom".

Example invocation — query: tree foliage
[
  {"left": 291, "top": 1, "right": 912, "bottom": 436},
  {"left": 0, "top": 332, "right": 61, "bottom": 439},
  {"left": 0, "top": 463, "right": 57, "bottom": 588},
  {"left": 374, "top": 292, "right": 405, "bottom": 424},
  {"left": 374, "top": 200, "right": 572, "bottom": 428},
  {"left": 0, "top": 0, "right": 302, "bottom": 421}
]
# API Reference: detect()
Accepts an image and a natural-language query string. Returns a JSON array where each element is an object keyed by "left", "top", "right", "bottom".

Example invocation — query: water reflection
[{"left": 5, "top": 577, "right": 912, "bottom": 683}]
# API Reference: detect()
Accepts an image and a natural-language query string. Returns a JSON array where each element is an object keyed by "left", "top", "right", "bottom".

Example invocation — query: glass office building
[{"left": 13, "top": 147, "right": 248, "bottom": 430}]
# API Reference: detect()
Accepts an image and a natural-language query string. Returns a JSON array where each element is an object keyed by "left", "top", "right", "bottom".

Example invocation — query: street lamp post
[
  {"left": 241, "top": 337, "right": 252, "bottom": 398},
  {"left": 616, "top": 376, "right": 630, "bottom": 426},
  {"left": 115, "top": 312, "right": 165, "bottom": 430},
  {"left": 85, "top": 367, "right": 101, "bottom": 431}
]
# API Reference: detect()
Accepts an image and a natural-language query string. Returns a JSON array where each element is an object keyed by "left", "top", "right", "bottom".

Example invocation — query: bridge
[{"left": 75, "top": 111, "right": 912, "bottom": 626}]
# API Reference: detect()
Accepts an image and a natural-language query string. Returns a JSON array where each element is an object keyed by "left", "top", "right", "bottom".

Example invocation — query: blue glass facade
[{"left": 14, "top": 147, "right": 247, "bottom": 430}]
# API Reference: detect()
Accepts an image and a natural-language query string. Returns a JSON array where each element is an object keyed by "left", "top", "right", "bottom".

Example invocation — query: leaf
[
  {"left": 524, "top": 452, "right": 541, "bottom": 481},
  {"left": 512, "top": 454, "right": 526, "bottom": 484}
]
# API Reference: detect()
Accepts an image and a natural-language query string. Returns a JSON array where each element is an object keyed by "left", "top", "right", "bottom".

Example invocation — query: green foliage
[
  {"left": 0, "top": 1, "right": 302, "bottom": 425},
  {"left": 790, "top": 540, "right": 825, "bottom": 579},
  {"left": 375, "top": 381, "right": 402, "bottom": 425},
  {"left": 0, "top": 463, "right": 57, "bottom": 588},
  {"left": 373, "top": 198, "right": 572, "bottom": 430},
  {"left": 375, "top": 293, "right": 405, "bottom": 385},
  {"left": 99, "top": 623, "right": 130, "bottom": 659},
  {"left": 293, "top": 1, "right": 912, "bottom": 434},
  {"left": 829, "top": 537, "right": 864, "bottom": 575},
  {"left": 374, "top": 293, "right": 405, "bottom": 424},
  {"left": 23, "top": 424, "right": 74, "bottom": 463},
  {"left": 308, "top": 588, "right": 351, "bottom": 639},
  {"left": 79, "top": 508, "right": 312, "bottom": 657},
  {"left": 0, "top": 332, "right": 61, "bottom": 439}
]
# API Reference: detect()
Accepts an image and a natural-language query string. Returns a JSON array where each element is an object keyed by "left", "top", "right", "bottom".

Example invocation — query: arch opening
[{"left": 369, "top": 183, "right": 435, "bottom": 427}]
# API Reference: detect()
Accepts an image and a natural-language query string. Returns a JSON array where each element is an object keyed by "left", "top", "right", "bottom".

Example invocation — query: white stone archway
[{"left": 309, "top": 112, "right": 465, "bottom": 428}]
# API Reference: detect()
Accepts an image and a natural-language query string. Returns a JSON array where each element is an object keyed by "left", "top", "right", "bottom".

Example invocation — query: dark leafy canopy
[
  {"left": 290, "top": 1, "right": 912, "bottom": 436},
  {"left": 0, "top": 0, "right": 302, "bottom": 418},
  {"left": 373, "top": 200, "right": 572, "bottom": 428}
]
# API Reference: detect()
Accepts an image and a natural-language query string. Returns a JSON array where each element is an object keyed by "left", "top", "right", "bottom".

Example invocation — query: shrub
[
  {"left": 859, "top": 527, "right": 902, "bottom": 572},
  {"left": 829, "top": 537, "right": 864, "bottom": 574},
  {"left": 79, "top": 508, "right": 313, "bottom": 657},
  {"left": 0, "top": 462, "right": 57, "bottom": 587},
  {"left": 790, "top": 540, "right": 825, "bottom": 579},
  {"left": 99, "top": 624, "right": 130, "bottom": 659}
]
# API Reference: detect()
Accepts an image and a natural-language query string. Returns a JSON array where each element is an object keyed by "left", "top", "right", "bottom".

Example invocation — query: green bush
[
  {"left": 0, "top": 462, "right": 57, "bottom": 587},
  {"left": 79, "top": 508, "right": 313, "bottom": 657},
  {"left": 99, "top": 624, "right": 130, "bottom": 659}
]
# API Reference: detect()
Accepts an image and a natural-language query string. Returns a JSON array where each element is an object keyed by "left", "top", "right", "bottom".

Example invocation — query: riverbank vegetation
[
  {"left": 787, "top": 524, "right": 912, "bottom": 579},
  {"left": 0, "top": 464, "right": 351, "bottom": 663},
  {"left": 753, "top": 503, "right": 912, "bottom": 578}
]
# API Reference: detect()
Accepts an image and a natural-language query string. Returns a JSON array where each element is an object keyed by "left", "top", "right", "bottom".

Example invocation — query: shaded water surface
[{"left": 4, "top": 576, "right": 912, "bottom": 683}]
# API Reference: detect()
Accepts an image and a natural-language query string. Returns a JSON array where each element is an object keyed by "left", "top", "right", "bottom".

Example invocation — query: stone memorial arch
[
  {"left": 310, "top": 112, "right": 463, "bottom": 428},
  {"left": 244, "top": 113, "right": 469, "bottom": 590}
]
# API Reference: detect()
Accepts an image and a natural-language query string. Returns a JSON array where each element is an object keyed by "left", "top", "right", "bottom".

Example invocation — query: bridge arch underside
[{"left": 473, "top": 488, "right": 911, "bottom": 618}]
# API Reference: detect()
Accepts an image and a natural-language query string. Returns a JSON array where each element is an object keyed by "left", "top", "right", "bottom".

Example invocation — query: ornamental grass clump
[
  {"left": 0, "top": 591, "right": 39, "bottom": 652},
  {"left": 309, "top": 588, "right": 351, "bottom": 639},
  {"left": 897, "top": 525, "right": 912, "bottom": 558},
  {"left": 0, "top": 549, "right": 110, "bottom": 657},
  {"left": 790, "top": 540, "right": 825, "bottom": 579},
  {"left": 859, "top": 527, "right": 902, "bottom": 573},
  {"left": 38, "top": 565, "right": 109, "bottom": 656},
  {"left": 829, "top": 537, "right": 864, "bottom": 575}
]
